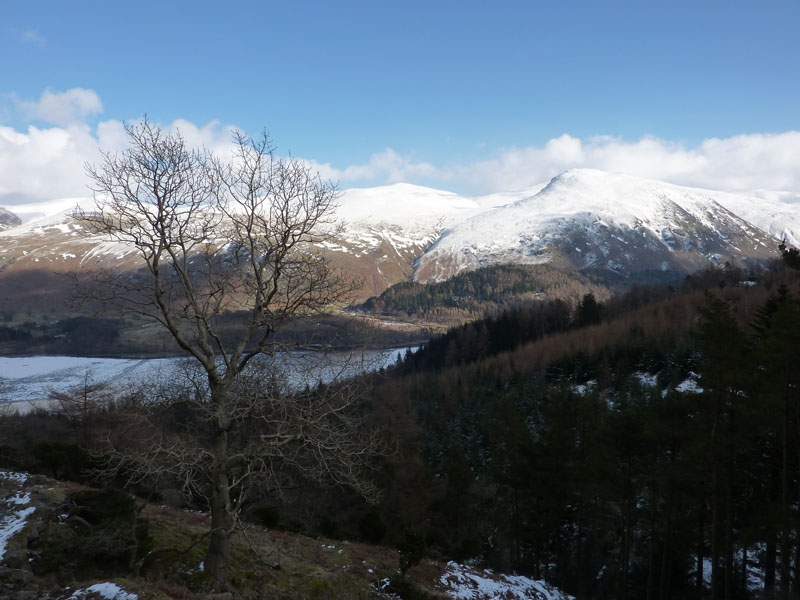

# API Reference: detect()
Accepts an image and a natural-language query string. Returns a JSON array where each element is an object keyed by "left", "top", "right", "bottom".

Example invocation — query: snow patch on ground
[
  {"left": 571, "top": 380, "right": 596, "bottom": 396},
  {"left": 68, "top": 582, "right": 139, "bottom": 600},
  {"left": 439, "top": 561, "right": 574, "bottom": 600},
  {"left": 0, "top": 471, "right": 28, "bottom": 484},
  {"left": 634, "top": 372, "right": 659, "bottom": 387},
  {"left": 676, "top": 374, "right": 704, "bottom": 394},
  {"left": 0, "top": 471, "right": 35, "bottom": 561}
]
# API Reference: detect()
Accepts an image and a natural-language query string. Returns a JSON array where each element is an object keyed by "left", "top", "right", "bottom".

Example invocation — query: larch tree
[{"left": 77, "top": 119, "right": 379, "bottom": 591}]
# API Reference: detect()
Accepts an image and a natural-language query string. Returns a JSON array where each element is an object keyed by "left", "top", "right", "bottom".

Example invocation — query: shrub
[
  {"left": 34, "top": 488, "right": 150, "bottom": 578},
  {"left": 397, "top": 529, "right": 426, "bottom": 577},
  {"left": 357, "top": 509, "right": 387, "bottom": 544},
  {"left": 31, "top": 441, "right": 90, "bottom": 481}
]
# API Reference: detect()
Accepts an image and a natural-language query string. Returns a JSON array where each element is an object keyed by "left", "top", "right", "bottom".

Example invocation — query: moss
[
  {"left": 143, "top": 520, "right": 207, "bottom": 582},
  {"left": 308, "top": 578, "right": 330, "bottom": 598}
]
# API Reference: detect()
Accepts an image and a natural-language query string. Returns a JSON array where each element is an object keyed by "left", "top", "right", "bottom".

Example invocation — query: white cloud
[
  {"left": 0, "top": 92, "right": 240, "bottom": 206},
  {"left": 165, "top": 118, "right": 240, "bottom": 159},
  {"left": 10, "top": 28, "right": 46, "bottom": 45},
  {"left": 2, "top": 87, "right": 799, "bottom": 208},
  {"left": 0, "top": 122, "right": 102, "bottom": 204},
  {"left": 18, "top": 88, "right": 103, "bottom": 126},
  {"left": 308, "top": 132, "right": 800, "bottom": 203},
  {"left": 304, "top": 149, "right": 439, "bottom": 185}
]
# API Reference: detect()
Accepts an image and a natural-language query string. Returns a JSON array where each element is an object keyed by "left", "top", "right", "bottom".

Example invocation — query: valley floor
[{"left": 0, "top": 348, "right": 416, "bottom": 412}]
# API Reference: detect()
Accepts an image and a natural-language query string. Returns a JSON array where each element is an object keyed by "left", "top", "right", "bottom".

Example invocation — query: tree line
[
  {"left": 367, "top": 263, "right": 800, "bottom": 600},
  {"left": 357, "top": 263, "right": 609, "bottom": 323}
]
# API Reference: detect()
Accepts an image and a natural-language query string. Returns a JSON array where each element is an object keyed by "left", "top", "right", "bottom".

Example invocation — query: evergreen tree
[{"left": 576, "top": 293, "right": 603, "bottom": 327}]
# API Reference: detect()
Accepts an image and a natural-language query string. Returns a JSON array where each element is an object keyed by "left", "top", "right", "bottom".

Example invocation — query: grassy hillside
[{"left": 0, "top": 471, "right": 572, "bottom": 599}]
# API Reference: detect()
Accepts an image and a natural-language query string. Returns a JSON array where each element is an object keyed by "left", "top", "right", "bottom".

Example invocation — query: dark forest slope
[{"left": 370, "top": 262, "right": 800, "bottom": 600}]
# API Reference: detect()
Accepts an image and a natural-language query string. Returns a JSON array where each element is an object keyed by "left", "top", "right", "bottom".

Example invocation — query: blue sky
[{"left": 1, "top": 0, "right": 799, "bottom": 202}]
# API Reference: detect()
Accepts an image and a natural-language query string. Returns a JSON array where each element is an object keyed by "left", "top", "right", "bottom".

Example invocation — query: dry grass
[
  {"left": 1, "top": 471, "right": 456, "bottom": 599},
  {"left": 133, "top": 496, "right": 444, "bottom": 599}
]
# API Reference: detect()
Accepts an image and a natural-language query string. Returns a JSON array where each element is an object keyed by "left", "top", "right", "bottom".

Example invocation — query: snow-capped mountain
[
  {"left": 0, "top": 170, "right": 798, "bottom": 314},
  {"left": 313, "top": 183, "right": 488, "bottom": 295},
  {"left": 413, "top": 169, "right": 787, "bottom": 282},
  {"left": 0, "top": 184, "right": 485, "bottom": 307}
]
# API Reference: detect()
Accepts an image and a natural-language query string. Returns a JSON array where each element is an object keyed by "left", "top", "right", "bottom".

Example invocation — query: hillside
[
  {"left": 414, "top": 169, "right": 782, "bottom": 282},
  {"left": 368, "top": 262, "right": 800, "bottom": 600},
  {"left": 0, "top": 470, "right": 572, "bottom": 600},
  {"left": 0, "top": 208, "right": 21, "bottom": 233},
  {"left": 2, "top": 260, "right": 799, "bottom": 599},
  {"left": 1, "top": 170, "right": 797, "bottom": 327},
  {"left": 356, "top": 263, "right": 610, "bottom": 324}
]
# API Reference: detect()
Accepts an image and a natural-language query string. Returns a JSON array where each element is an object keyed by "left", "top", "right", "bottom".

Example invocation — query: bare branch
[{"left": 78, "top": 121, "right": 378, "bottom": 592}]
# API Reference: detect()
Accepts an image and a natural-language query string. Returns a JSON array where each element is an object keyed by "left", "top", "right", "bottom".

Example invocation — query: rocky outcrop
[{"left": 0, "top": 209, "right": 21, "bottom": 233}]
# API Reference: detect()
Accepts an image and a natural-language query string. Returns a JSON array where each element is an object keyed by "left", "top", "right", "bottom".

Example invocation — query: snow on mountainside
[
  {"left": 0, "top": 184, "right": 486, "bottom": 303},
  {"left": 330, "top": 182, "right": 482, "bottom": 253},
  {"left": 0, "top": 199, "right": 141, "bottom": 275},
  {"left": 316, "top": 182, "right": 554, "bottom": 294},
  {"left": 711, "top": 192, "right": 800, "bottom": 249},
  {"left": 313, "top": 183, "right": 487, "bottom": 296},
  {"left": 0, "top": 208, "right": 21, "bottom": 232},
  {"left": 0, "top": 172, "right": 798, "bottom": 306},
  {"left": 413, "top": 169, "right": 787, "bottom": 282}
]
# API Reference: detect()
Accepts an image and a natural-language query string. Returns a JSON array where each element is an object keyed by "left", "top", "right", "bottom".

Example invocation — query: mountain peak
[
  {"left": 336, "top": 182, "right": 478, "bottom": 227},
  {"left": 413, "top": 171, "right": 780, "bottom": 282}
]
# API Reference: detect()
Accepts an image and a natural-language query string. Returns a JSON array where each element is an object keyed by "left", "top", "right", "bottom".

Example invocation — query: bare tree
[
  {"left": 0, "top": 380, "right": 14, "bottom": 417},
  {"left": 49, "top": 371, "right": 110, "bottom": 446},
  {"left": 76, "top": 119, "right": 378, "bottom": 591}
]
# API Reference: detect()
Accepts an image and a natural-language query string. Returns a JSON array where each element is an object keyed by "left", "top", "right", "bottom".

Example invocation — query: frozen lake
[{"left": 0, "top": 347, "right": 414, "bottom": 412}]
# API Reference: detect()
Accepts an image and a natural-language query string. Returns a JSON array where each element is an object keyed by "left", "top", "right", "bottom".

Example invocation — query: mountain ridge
[
  {"left": 0, "top": 170, "right": 796, "bottom": 314},
  {"left": 0, "top": 207, "right": 21, "bottom": 232},
  {"left": 412, "top": 169, "right": 786, "bottom": 282}
]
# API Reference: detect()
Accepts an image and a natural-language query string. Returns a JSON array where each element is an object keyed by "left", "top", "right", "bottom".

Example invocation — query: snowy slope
[
  {"left": 471, "top": 182, "right": 549, "bottom": 209},
  {"left": 711, "top": 192, "right": 800, "bottom": 248},
  {"left": 0, "top": 197, "right": 93, "bottom": 225},
  {"left": 440, "top": 561, "right": 574, "bottom": 599},
  {"left": 0, "top": 471, "right": 35, "bottom": 562},
  {"left": 413, "top": 169, "right": 786, "bottom": 282},
  {"left": 0, "top": 208, "right": 21, "bottom": 232},
  {"left": 313, "top": 183, "right": 488, "bottom": 295},
  {"left": 337, "top": 183, "right": 479, "bottom": 227},
  {"left": 0, "top": 200, "right": 142, "bottom": 274},
  {"left": 1, "top": 173, "right": 798, "bottom": 301},
  {"left": 330, "top": 183, "right": 483, "bottom": 255}
]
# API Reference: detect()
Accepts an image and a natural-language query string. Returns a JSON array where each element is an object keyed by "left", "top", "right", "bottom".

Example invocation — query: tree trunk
[
  {"left": 646, "top": 531, "right": 656, "bottom": 600},
  {"left": 711, "top": 404, "right": 721, "bottom": 600},
  {"left": 725, "top": 463, "right": 733, "bottom": 600},
  {"left": 206, "top": 384, "right": 234, "bottom": 592},
  {"left": 647, "top": 498, "right": 657, "bottom": 600},
  {"left": 207, "top": 428, "right": 234, "bottom": 591},
  {"left": 659, "top": 510, "right": 672, "bottom": 600},
  {"left": 741, "top": 545, "right": 747, "bottom": 596},
  {"left": 782, "top": 412, "right": 791, "bottom": 600},
  {"left": 621, "top": 496, "right": 632, "bottom": 598},
  {"left": 696, "top": 508, "right": 705, "bottom": 593},
  {"left": 766, "top": 539, "right": 777, "bottom": 593}
]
